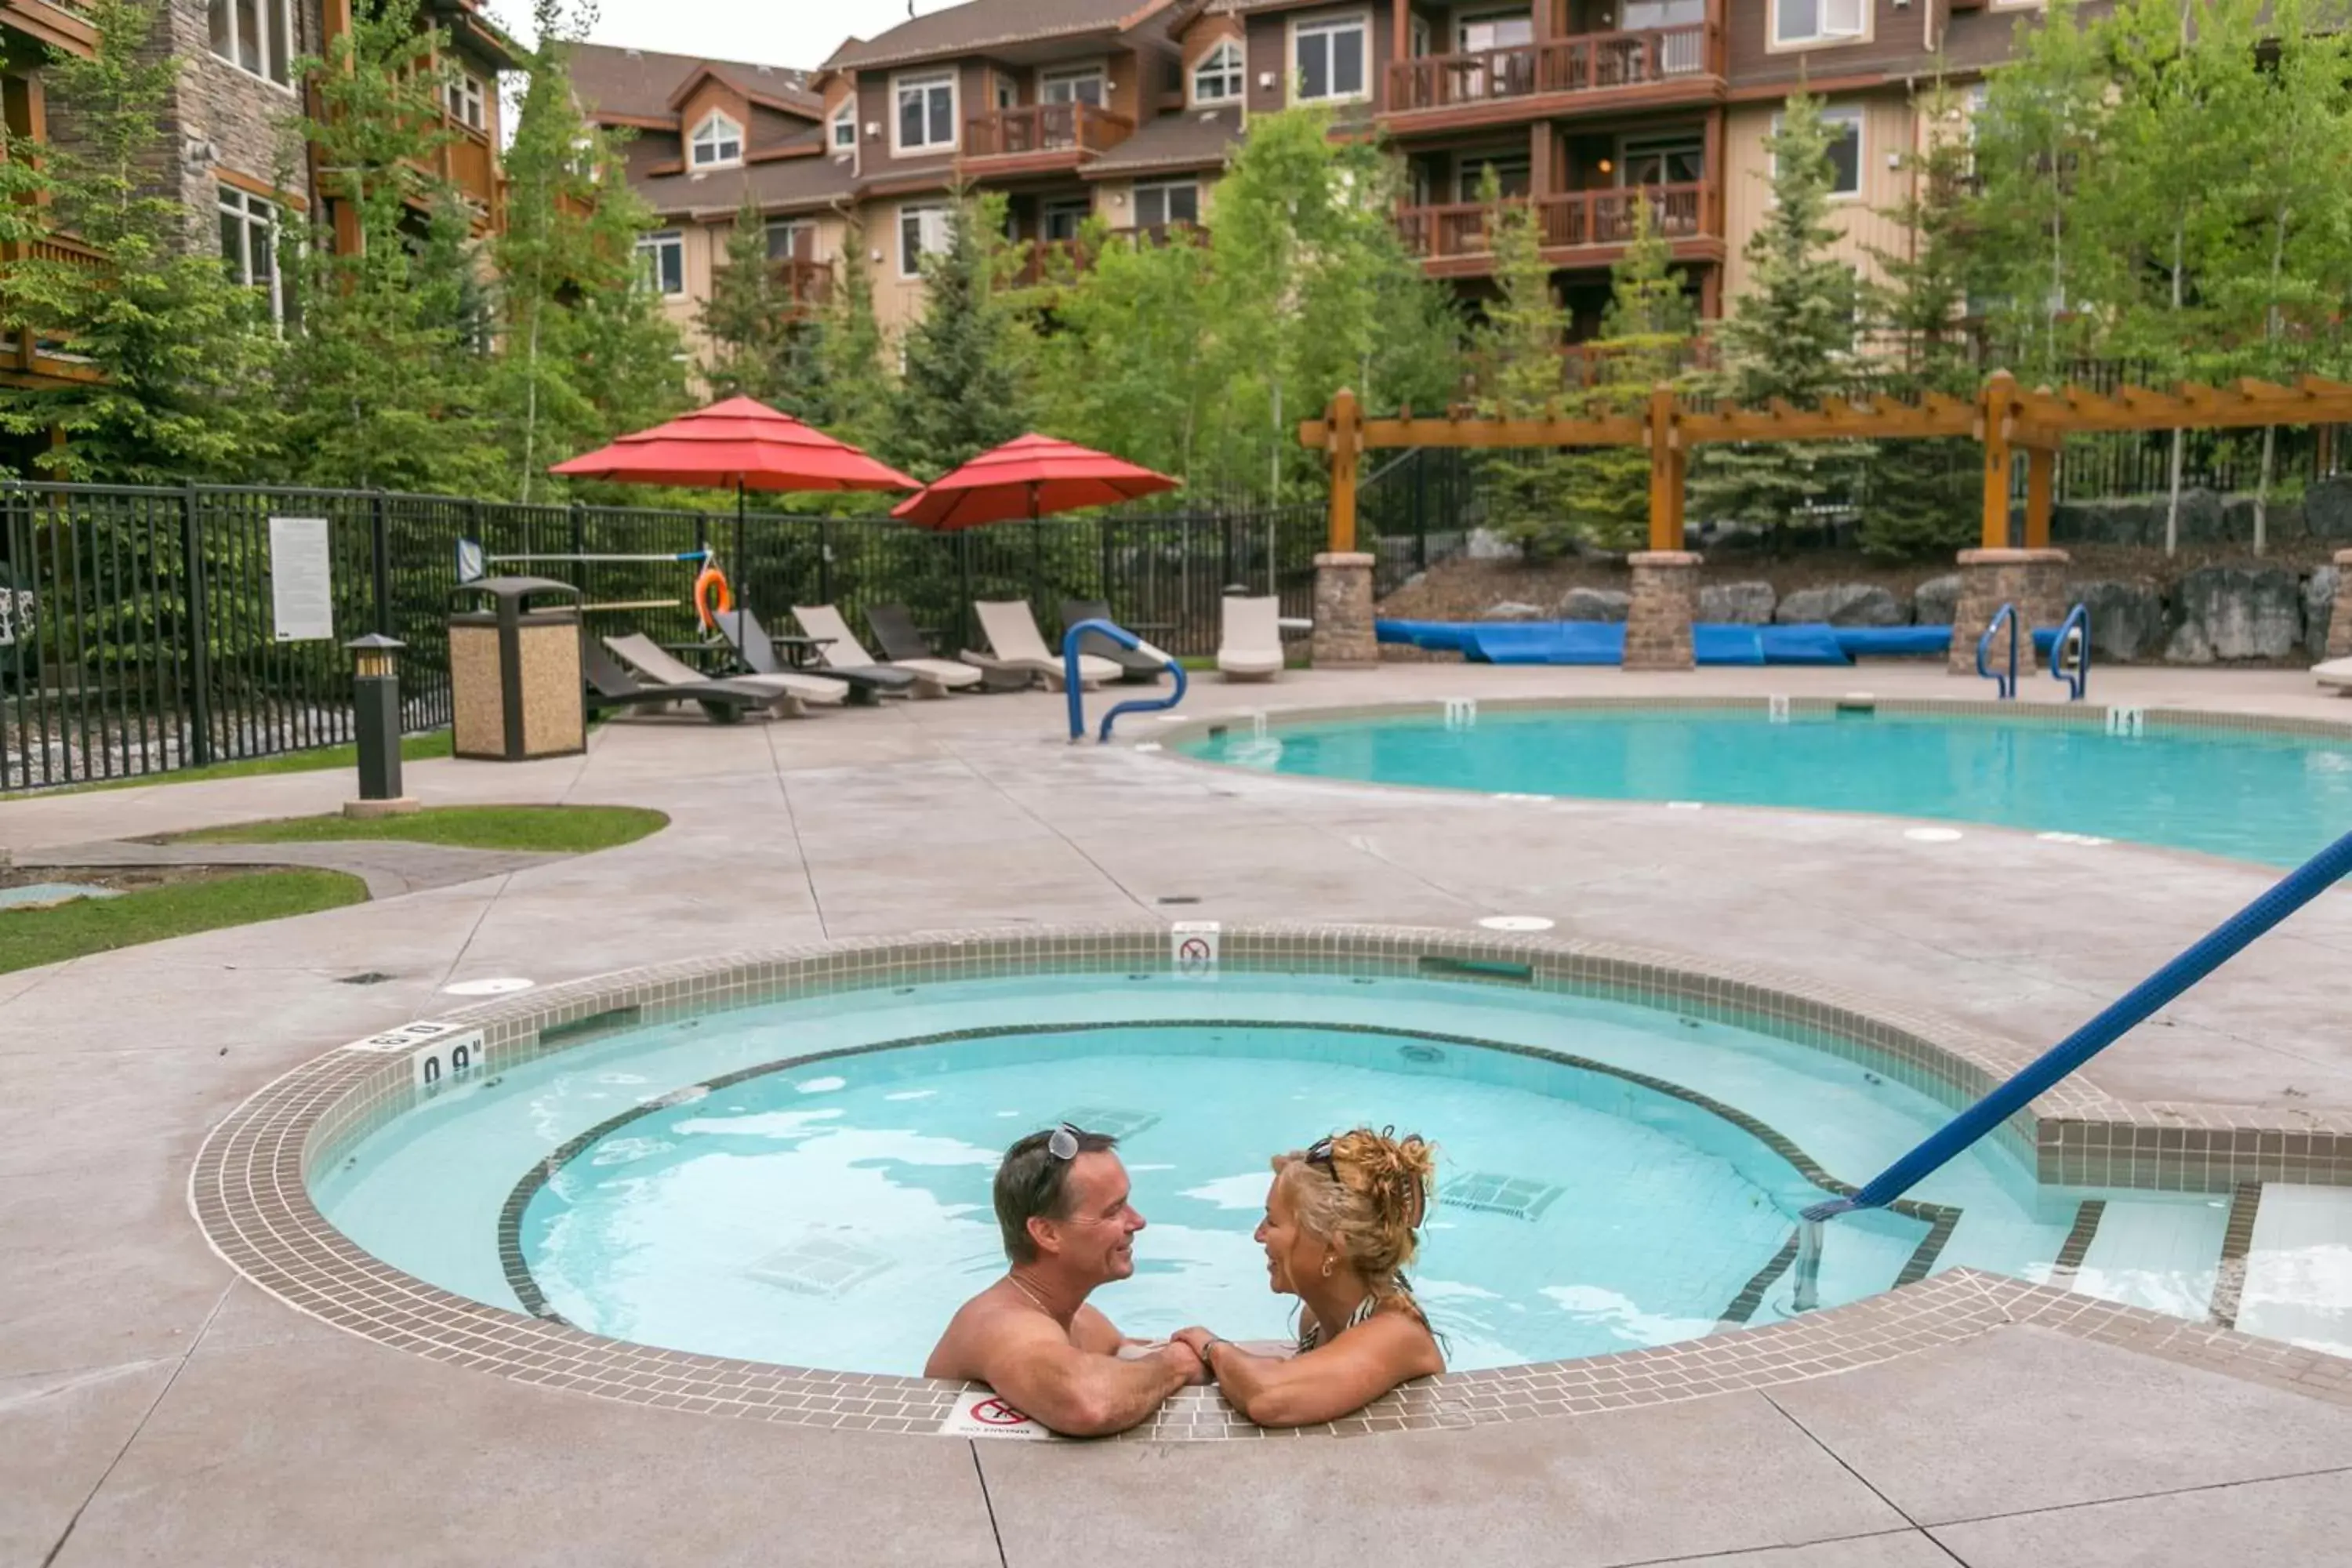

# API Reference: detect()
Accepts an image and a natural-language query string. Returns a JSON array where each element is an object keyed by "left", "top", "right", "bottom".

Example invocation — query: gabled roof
[
  {"left": 570, "top": 42, "right": 821, "bottom": 128},
  {"left": 1081, "top": 104, "right": 1242, "bottom": 177},
  {"left": 825, "top": 0, "right": 1178, "bottom": 73}
]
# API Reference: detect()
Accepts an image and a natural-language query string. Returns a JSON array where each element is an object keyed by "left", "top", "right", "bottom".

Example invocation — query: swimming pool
[
  {"left": 1176, "top": 703, "right": 2352, "bottom": 866},
  {"left": 310, "top": 964, "right": 2241, "bottom": 1377}
]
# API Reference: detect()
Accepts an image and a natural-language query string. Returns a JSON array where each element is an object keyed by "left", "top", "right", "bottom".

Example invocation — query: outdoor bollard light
[{"left": 344, "top": 633, "right": 419, "bottom": 818}]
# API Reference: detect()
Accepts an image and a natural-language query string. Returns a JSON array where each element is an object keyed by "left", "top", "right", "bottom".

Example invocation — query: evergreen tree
[
  {"left": 275, "top": 0, "right": 501, "bottom": 492},
  {"left": 1468, "top": 166, "right": 1573, "bottom": 554},
  {"left": 699, "top": 187, "right": 797, "bottom": 407},
  {"left": 1559, "top": 199, "right": 1695, "bottom": 554},
  {"left": 491, "top": 0, "right": 687, "bottom": 500},
  {"left": 887, "top": 190, "right": 1033, "bottom": 476},
  {"left": 0, "top": 0, "right": 276, "bottom": 481},
  {"left": 1692, "top": 90, "right": 1874, "bottom": 550},
  {"left": 1857, "top": 78, "right": 1980, "bottom": 557},
  {"left": 811, "top": 215, "right": 892, "bottom": 452}
]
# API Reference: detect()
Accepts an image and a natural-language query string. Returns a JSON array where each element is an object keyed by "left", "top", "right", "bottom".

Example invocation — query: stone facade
[
  {"left": 1948, "top": 549, "right": 2070, "bottom": 677},
  {"left": 2332, "top": 550, "right": 2352, "bottom": 661},
  {"left": 1624, "top": 551, "right": 1700, "bottom": 672},
  {"left": 1308, "top": 552, "right": 1377, "bottom": 669},
  {"left": 154, "top": 0, "right": 327, "bottom": 245}
]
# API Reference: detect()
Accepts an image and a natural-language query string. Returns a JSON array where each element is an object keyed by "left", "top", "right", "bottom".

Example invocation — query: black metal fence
[{"left": 0, "top": 481, "right": 1323, "bottom": 791}]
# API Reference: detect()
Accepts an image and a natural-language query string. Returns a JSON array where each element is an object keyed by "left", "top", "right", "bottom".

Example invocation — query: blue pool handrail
[
  {"left": 2050, "top": 602, "right": 2091, "bottom": 702},
  {"left": 1805, "top": 829, "right": 2352, "bottom": 1225},
  {"left": 1062, "top": 619, "right": 1186, "bottom": 743},
  {"left": 1976, "top": 602, "right": 2019, "bottom": 700}
]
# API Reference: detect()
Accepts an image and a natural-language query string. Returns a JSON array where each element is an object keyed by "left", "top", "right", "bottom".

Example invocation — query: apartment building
[
  {"left": 1, "top": 0, "right": 101, "bottom": 393},
  {"left": 587, "top": 0, "right": 2073, "bottom": 360}
]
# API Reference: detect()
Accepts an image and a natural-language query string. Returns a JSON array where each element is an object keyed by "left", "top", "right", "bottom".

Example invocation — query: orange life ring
[{"left": 695, "top": 564, "right": 734, "bottom": 630}]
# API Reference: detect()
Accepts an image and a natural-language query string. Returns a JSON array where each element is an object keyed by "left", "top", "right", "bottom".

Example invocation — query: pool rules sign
[{"left": 268, "top": 516, "right": 334, "bottom": 642}]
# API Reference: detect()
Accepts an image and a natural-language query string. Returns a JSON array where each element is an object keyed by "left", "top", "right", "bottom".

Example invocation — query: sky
[{"left": 502, "top": 0, "right": 947, "bottom": 69}]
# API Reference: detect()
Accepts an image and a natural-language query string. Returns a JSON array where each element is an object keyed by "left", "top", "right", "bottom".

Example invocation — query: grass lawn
[
  {"left": 31, "top": 731, "right": 456, "bottom": 797},
  {"left": 176, "top": 804, "right": 668, "bottom": 854},
  {"left": 0, "top": 869, "right": 369, "bottom": 975}
]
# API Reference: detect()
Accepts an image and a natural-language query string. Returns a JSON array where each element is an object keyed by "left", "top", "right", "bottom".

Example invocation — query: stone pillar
[
  {"left": 1949, "top": 548, "right": 2070, "bottom": 677},
  {"left": 1309, "top": 551, "right": 1378, "bottom": 669},
  {"left": 2330, "top": 550, "right": 2352, "bottom": 661},
  {"left": 1624, "top": 551, "right": 1701, "bottom": 672}
]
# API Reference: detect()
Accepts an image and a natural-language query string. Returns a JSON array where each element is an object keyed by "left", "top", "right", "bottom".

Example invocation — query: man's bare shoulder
[{"left": 925, "top": 1282, "right": 1066, "bottom": 1381}]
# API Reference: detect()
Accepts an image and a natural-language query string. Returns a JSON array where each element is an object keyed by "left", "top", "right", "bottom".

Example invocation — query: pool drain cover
[
  {"left": 1441, "top": 1173, "right": 1565, "bottom": 1222},
  {"left": 746, "top": 1235, "right": 895, "bottom": 1297}
]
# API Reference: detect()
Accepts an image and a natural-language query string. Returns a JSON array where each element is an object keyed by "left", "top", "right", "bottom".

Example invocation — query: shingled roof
[
  {"left": 825, "top": 0, "right": 1177, "bottom": 73},
  {"left": 571, "top": 42, "right": 821, "bottom": 125}
]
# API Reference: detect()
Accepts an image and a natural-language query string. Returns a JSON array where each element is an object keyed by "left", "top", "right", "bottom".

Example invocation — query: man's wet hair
[{"left": 994, "top": 1127, "right": 1120, "bottom": 1263}]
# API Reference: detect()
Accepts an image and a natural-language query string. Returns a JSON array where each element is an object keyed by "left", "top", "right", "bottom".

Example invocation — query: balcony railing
[
  {"left": 1385, "top": 24, "right": 1715, "bottom": 114},
  {"left": 1000, "top": 223, "right": 1209, "bottom": 290},
  {"left": 775, "top": 256, "right": 832, "bottom": 314},
  {"left": 963, "top": 102, "right": 1134, "bottom": 162},
  {"left": 1397, "top": 182, "right": 1714, "bottom": 260},
  {"left": 0, "top": 230, "right": 106, "bottom": 381}
]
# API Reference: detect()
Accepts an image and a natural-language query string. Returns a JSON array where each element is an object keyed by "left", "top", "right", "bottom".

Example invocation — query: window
[
  {"left": 1041, "top": 66, "right": 1105, "bottom": 107},
  {"left": 1773, "top": 0, "right": 1865, "bottom": 46},
  {"left": 895, "top": 71, "right": 956, "bottom": 152},
  {"left": 217, "top": 184, "right": 288, "bottom": 324},
  {"left": 1455, "top": 152, "right": 1530, "bottom": 201},
  {"left": 1456, "top": 10, "right": 1534, "bottom": 51},
  {"left": 830, "top": 102, "right": 855, "bottom": 151},
  {"left": 207, "top": 0, "right": 294, "bottom": 87},
  {"left": 1619, "top": 133, "right": 1704, "bottom": 187},
  {"left": 1622, "top": 0, "right": 1704, "bottom": 27},
  {"left": 898, "top": 203, "right": 948, "bottom": 276},
  {"left": 637, "top": 230, "right": 684, "bottom": 295},
  {"left": 766, "top": 219, "right": 816, "bottom": 263},
  {"left": 995, "top": 73, "right": 1018, "bottom": 110},
  {"left": 1774, "top": 105, "right": 1863, "bottom": 197},
  {"left": 1192, "top": 40, "right": 1243, "bottom": 104},
  {"left": 1294, "top": 14, "right": 1368, "bottom": 103},
  {"left": 447, "top": 72, "right": 486, "bottom": 132},
  {"left": 1043, "top": 197, "right": 1094, "bottom": 243},
  {"left": 690, "top": 111, "right": 743, "bottom": 169},
  {"left": 1132, "top": 181, "right": 1200, "bottom": 229}
]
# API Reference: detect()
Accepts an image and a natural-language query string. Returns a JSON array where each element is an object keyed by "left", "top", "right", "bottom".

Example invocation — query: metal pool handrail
[
  {"left": 1803, "top": 829, "right": 2352, "bottom": 1225},
  {"left": 1062, "top": 619, "right": 1187, "bottom": 743},
  {"left": 2050, "top": 602, "right": 2091, "bottom": 702},
  {"left": 1976, "top": 601, "right": 2019, "bottom": 701}
]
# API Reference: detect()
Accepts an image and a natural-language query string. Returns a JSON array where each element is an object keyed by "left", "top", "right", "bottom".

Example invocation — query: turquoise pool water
[
  {"left": 1178, "top": 706, "right": 2352, "bottom": 866},
  {"left": 313, "top": 972, "right": 2237, "bottom": 1375}
]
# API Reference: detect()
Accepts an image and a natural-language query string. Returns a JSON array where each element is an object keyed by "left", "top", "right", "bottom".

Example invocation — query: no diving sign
[
  {"left": 1171, "top": 920, "right": 1221, "bottom": 981},
  {"left": 938, "top": 1391, "right": 1058, "bottom": 1440}
]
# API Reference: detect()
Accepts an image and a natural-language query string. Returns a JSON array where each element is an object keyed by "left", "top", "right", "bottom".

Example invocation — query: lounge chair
[
  {"left": 793, "top": 603, "right": 980, "bottom": 697},
  {"left": 713, "top": 608, "right": 914, "bottom": 703},
  {"left": 604, "top": 633, "right": 848, "bottom": 715},
  {"left": 580, "top": 637, "right": 778, "bottom": 724},
  {"left": 1216, "top": 594, "right": 1285, "bottom": 681},
  {"left": 1058, "top": 599, "right": 1166, "bottom": 685},
  {"left": 961, "top": 600, "right": 1120, "bottom": 691},
  {"left": 2317, "top": 656, "right": 2352, "bottom": 692},
  {"left": 867, "top": 603, "right": 1033, "bottom": 693}
]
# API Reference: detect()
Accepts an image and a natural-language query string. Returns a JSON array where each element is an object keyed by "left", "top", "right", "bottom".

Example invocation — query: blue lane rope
[
  {"left": 1062, "top": 619, "right": 1186, "bottom": 743},
  {"left": 1805, "top": 829, "right": 2352, "bottom": 1223}
]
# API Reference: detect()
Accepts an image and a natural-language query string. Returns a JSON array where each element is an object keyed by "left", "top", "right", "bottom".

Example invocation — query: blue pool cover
[{"left": 1375, "top": 619, "right": 1958, "bottom": 666}]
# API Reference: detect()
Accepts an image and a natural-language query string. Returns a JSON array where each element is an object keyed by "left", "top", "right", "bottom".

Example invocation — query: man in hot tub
[{"left": 925, "top": 1123, "right": 1207, "bottom": 1436}]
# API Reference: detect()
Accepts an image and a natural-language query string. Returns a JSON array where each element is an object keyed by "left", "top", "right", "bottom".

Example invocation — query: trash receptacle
[
  {"left": 449, "top": 576, "right": 585, "bottom": 761},
  {"left": 0, "top": 564, "right": 36, "bottom": 693}
]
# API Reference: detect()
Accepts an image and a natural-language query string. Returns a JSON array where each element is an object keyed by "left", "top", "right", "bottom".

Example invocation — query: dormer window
[
  {"left": 690, "top": 111, "right": 744, "bottom": 169},
  {"left": 830, "top": 102, "right": 855, "bottom": 151},
  {"left": 1192, "top": 39, "right": 1243, "bottom": 105}
]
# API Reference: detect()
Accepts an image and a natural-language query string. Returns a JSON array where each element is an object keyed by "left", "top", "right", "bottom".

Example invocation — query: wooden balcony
[
  {"left": 775, "top": 256, "right": 832, "bottom": 316},
  {"left": 437, "top": 123, "right": 505, "bottom": 233},
  {"left": 1382, "top": 24, "right": 1721, "bottom": 129},
  {"left": 0, "top": 230, "right": 105, "bottom": 383},
  {"left": 1398, "top": 183, "right": 1720, "bottom": 277},
  {"left": 960, "top": 103, "right": 1133, "bottom": 172},
  {"left": 999, "top": 224, "right": 1207, "bottom": 292}
]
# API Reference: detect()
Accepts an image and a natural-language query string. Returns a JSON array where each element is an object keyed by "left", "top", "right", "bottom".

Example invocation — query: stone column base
[
  {"left": 1309, "top": 552, "right": 1378, "bottom": 669},
  {"left": 2330, "top": 549, "right": 2352, "bottom": 661},
  {"left": 1625, "top": 551, "right": 1702, "bottom": 672},
  {"left": 1950, "top": 548, "right": 2071, "bottom": 677}
]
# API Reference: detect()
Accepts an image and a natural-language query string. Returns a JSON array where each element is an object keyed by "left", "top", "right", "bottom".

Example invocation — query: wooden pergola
[{"left": 1302, "top": 371, "right": 2352, "bottom": 557}]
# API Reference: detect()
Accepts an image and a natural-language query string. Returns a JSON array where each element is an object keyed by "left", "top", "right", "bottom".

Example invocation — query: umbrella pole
[
  {"left": 733, "top": 481, "right": 746, "bottom": 607},
  {"left": 1030, "top": 482, "right": 1044, "bottom": 616}
]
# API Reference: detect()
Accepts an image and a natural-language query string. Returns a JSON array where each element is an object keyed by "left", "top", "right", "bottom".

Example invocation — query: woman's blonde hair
[{"left": 1272, "top": 1127, "right": 1437, "bottom": 1312}]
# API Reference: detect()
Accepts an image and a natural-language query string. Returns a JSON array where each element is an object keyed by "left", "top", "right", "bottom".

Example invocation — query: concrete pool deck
[{"left": 5, "top": 662, "right": 2350, "bottom": 1566}]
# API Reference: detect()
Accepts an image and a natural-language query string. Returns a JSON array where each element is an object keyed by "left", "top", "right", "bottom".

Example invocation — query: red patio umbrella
[
  {"left": 551, "top": 397, "right": 919, "bottom": 590},
  {"left": 891, "top": 433, "right": 1179, "bottom": 531}
]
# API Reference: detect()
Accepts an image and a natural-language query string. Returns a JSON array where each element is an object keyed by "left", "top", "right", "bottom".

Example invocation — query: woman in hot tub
[{"left": 1174, "top": 1127, "right": 1444, "bottom": 1427}]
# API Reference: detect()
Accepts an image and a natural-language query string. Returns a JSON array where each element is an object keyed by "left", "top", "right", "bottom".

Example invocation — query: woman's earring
[{"left": 1321, "top": 1257, "right": 1334, "bottom": 1279}]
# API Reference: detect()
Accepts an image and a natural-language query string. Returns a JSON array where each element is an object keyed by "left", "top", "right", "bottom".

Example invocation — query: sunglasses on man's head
[{"left": 1047, "top": 1122, "right": 1087, "bottom": 1160}]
